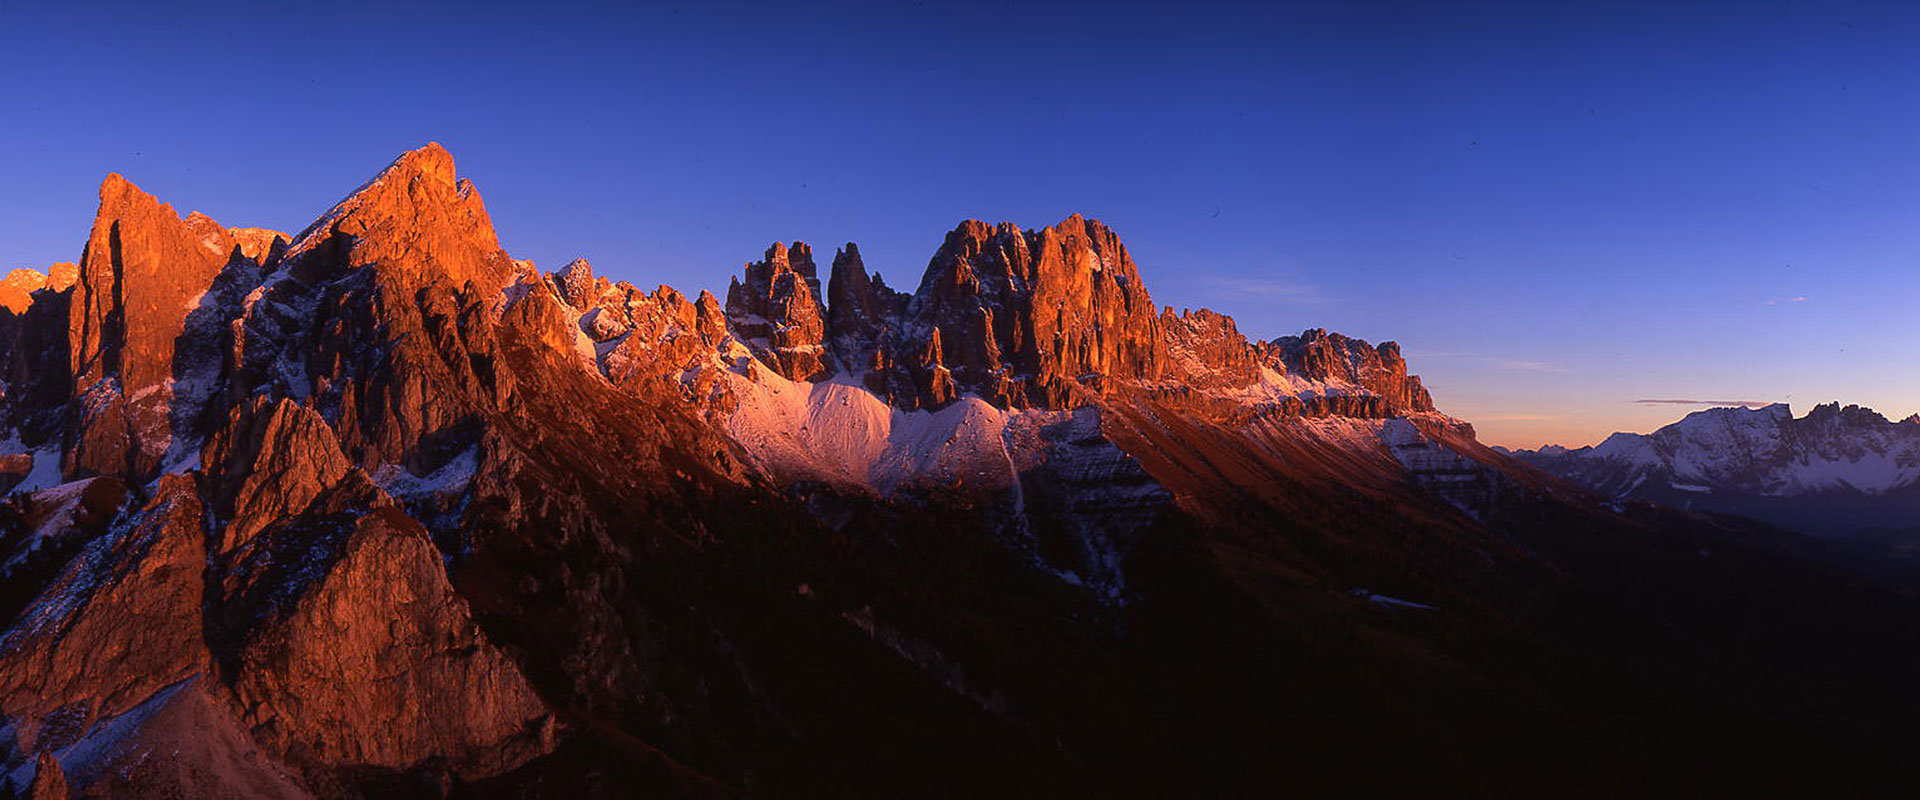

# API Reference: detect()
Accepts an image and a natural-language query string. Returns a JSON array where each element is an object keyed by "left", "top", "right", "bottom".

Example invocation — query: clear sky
[{"left": 3, "top": 0, "right": 1916, "bottom": 448}]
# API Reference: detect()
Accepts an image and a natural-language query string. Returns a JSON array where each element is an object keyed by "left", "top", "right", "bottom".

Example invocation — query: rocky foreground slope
[{"left": 0, "top": 145, "right": 1916, "bottom": 797}]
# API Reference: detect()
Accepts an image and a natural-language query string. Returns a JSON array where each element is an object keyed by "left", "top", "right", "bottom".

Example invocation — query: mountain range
[
  {"left": 0, "top": 144, "right": 1915, "bottom": 797},
  {"left": 1507, "top": 402, "right": 1920, "bottom": 538}
]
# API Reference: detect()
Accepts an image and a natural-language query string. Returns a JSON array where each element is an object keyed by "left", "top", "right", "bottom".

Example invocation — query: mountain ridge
[
  {"left": 0, "top": 145, "right": 1916, "bottom": 796},
  {"left": 1508, "top": 401, "right": 1920, "bottom": 539}
]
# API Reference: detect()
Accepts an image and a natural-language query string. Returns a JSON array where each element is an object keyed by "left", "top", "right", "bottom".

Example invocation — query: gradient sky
[{"left": 3, "top": 0, "right": 1916, "bottom": 448}]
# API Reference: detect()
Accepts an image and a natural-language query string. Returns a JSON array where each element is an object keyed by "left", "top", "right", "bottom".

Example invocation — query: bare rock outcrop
[
  {"left": 880, "top": 214, "right": 1163, "bottom": 408},
  {"left": 0, "top": 476, "right": 208, "bottom": 753},
  {"left": 0, "top": 269, "right": 47, "bottom": 315},
  {"left": 725, "top": 242, "right": 832, "bottom": 381},
  {"left": 63, "top": 175, "right": 247, "bottom": 480},
  {"left": 826, "top": 243, "right": 917, "bottom": 400},
  {"left": 202, "top": 397, "right": 355, "bottom": 553},
  {"left": 1271, "top": 328, "right": 1434, "bottom": 414},
  {"left": 282, "top": 143, "right": 512, "bottom": 295},
  {"left": 1161, "top": 307, "right": 1261, "bottom": 390},
  {"left": 20, "top": 678, "right": 309, "bottom": 800},
  {"left": 539, "top": 257, "right": 732, "bottom": 407},
  {"left": 245, "top": 144, "right": 517, "bottom": 475},
  {"left": 0, "top": 143, "right": 1508, "bottom": 799},
  {"left": 26, "top": 748, "right": 68, "bottom": 800},
  {"left": 44, "top": 264, "right": 77, "bottom": 294},
  {"left": 225, "top": 507, "right": 552, "bottom": 778}
]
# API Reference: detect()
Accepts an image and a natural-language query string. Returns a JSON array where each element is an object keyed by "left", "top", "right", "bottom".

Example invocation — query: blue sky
[{"left": 3, "top": 0, "right": 1916, "bottom": 447}]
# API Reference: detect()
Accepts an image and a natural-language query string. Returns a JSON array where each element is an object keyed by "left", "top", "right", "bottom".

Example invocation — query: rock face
[
  {"left": 246, "top": 143, "right": 517, "bottom": 475},
  {"left": 225, "top": 507, "right": 550, "bottom": 777},
  {"left": 26, "top": 749, "right": 67, "bottom": 800},
  {"left": 1271, "top": 328, "right": 1435, "bottom": 414},
  {"left": 1161, "top": 307, "right": 1261, "bottom": 390},
  {"left": 725, "top": 242, "right": 832, "bottom": 381},
  {"left": 545, "top": 211, "right": 1434, "bottom": 426},
  {"left": 0, "top": 475, "right": 207, "bottom": 750},
  {"left": 284, "top": 143, "right": 511, "bottom": 295},
  {"left": 0, "top": 269, "right": 48, "bottom": 315},
  {"left": 202, "top": 397, "right": 355, "bottom": 554},
  {"left": 541, "top": 258, "right": 733, "bottom": 409},
  {"left": 884, "top": 215, "right": 1164, "bottom": 408},
  {"left": 15, "top": 678, "right": 309, "bottom": 800},
  {"left": 826, "top": 243, "right": 909, "bottom": 385},
  {"left": 63, "top": 176, "right": 259, "bottom": 481},
  {"left": 0, "top": 145, "right": 1474, "bottom": 797}
]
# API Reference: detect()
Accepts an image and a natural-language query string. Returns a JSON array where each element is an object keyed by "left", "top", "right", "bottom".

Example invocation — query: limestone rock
[
  {"left": 0, "top": 269, "right": 47, "bottom": 315},
  {"left": 202, "top": 397, "right": 355, "bottom": 553},
  {"left": 725, "top": 242, "right": 832, "bottom": 381},
  {"left": 1161, "top": 307, "right": 1260, "bottom": 390},
  {"left": 26, "top": 749, "right": 67, "bottom": 800},
  {"left": 63, "top": 175, "right": 245, "bottom": 479},
  {"left": 1270, "top": 328, "right": 1435, "bottom": 414},
  {"left": 226, "top": 507, "right": 551, "bottom": 778},
  {"left": 552, "top": 258, "right": 599, "bottom": 310},
  {"left": 282, "top": 143, "right": 513, "bottom": 296},
  {"left": 895, "top": 214, "right": 1163, "bottom": 408},
  {"left": 44, "top": 264, "right": 78, "bottom": 294},
  {"left": 0, "top": 476, "right": 208, "bottom": 752}
]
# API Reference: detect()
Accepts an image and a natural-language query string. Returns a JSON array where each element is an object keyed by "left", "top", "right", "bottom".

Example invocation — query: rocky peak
[
  {"left": 725, "top": 241, "right": 832, "bottom": 381},
  {"left": 0, "top": 268, "right": 48, "bottom": 314},
  {"left": 283, "top": 142, "right": 512, "bottom": 296},
  {"left": 1161, "top": 307, "right": 1260, "bottom": 389},
  {"left": 1271, "top": 327, "right": 1434, "bottom": 414},
  {"left": 553, "top": 257, "right": 599, "bottom": 309},
  {"left": 27, "top": 748, "right": 68, "bottom": 800},
  {"left": 1519, "top": 399, "right": 1920, "bottom": 519},
  {"left": 779, "top": 215, "right": 1439, "bottom": 420},
  {"left": 224, "top": 144, "right": 530, "bottom": 477},
  {"left": 1803, "top": 401, "right": 1891, "bottom": 430},
  {"left": 69, "top": 174, "right": 234, "bottom": 393},
  {"left": 45, "top": 263, "right": 78, "bottom": 293},
  {"left": 202, "top": 396, "right": 356, "bottom": 554},
  {"left": 899, "top": 214, "right": 1163, "bottom": 408},
  {"left": 826, "top": 243, "right": 910, "bottom": 378},
  {"left": 227, "top": 227, "right": 289, "bottom": 263},
  {"left": 62, "top": 173, "right": 253, "bottom": 480}
]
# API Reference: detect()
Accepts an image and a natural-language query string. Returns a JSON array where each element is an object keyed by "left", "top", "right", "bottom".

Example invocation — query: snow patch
[
  {"left": 372, "top": 446, "right": 480, "bottom": 502},
  {"left": 13, "top": 447, "right": 65, "bottom": 494},
  {"left": 1352, "top": 589, "right": 1436, "bottom": 611},
  {"left": 3, "top": 479, "right": 102, "bottom": 571}
]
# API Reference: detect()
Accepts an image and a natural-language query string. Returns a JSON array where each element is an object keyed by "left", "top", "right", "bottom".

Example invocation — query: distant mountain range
[{"left": 1506, "top": 403, "right": 1920, "bottom": 538}]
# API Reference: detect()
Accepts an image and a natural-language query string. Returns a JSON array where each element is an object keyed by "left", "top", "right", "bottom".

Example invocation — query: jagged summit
[
  {"left": 390, "top": 140, "right": 459, "bottom": 185},
  {"left": 725, "top": 241, "right": 832, "bottom": 381},
  {"left": 284, "top": 142, "right": 510, "bottom": 293},
  {"left": 552, "top": 257, "right": 599, "bottom": 308},
  {"left": 0, "top": 144, "right": 1452, "bottom": 494},
  {"left": 64, "top": 171, "right": 276, "bottom": 479},
  {"left": 0, "top": 269, "right": 48, "bottom": 314}
]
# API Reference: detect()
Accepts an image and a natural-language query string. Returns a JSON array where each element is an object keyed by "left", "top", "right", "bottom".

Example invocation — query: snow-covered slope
[{"left": 721, "top": 358, "right": 1047, "bottom": 495}]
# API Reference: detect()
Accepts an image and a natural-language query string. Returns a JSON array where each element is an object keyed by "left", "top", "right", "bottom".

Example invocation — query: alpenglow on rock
[{"left": 0, "top": 143, "right": 1649, "bottom": 800}]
